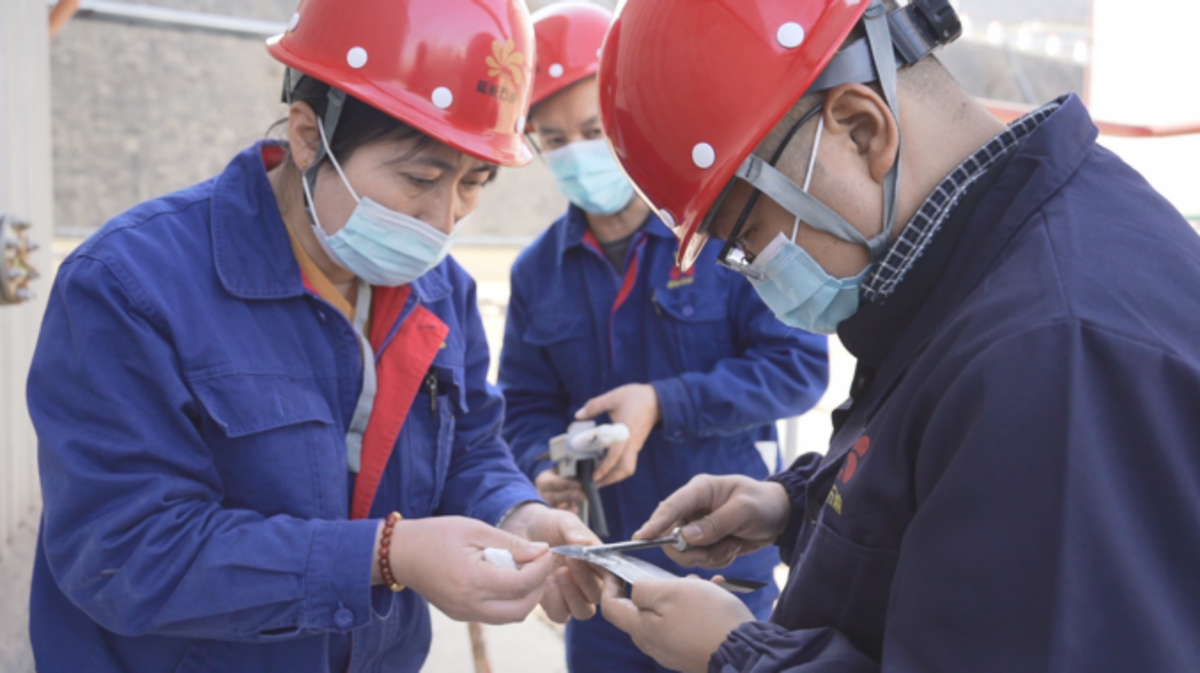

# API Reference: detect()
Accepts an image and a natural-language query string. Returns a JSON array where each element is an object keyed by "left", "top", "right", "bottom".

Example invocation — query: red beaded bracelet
[{"left": 379, "top": 512, "right": 405, "bottom": 592}]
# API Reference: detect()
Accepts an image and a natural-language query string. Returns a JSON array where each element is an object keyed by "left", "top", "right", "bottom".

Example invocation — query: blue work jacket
[
  {"left": 27, "top": 143, "right": 541, "bottom": 673},
  {"left": 712, "top": 96, "right": 1200, "bottom": 671},
  {"left": 498, "top": 206, "right": 829, "bottom": 609}
]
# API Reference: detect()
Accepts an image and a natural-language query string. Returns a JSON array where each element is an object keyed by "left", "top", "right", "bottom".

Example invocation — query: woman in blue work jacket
[
  {"left": 26, "top": 2, "right": 600, "bottom": 672},
  {"left": 497, "top": 5, "right": 830, "bottom": 673}
]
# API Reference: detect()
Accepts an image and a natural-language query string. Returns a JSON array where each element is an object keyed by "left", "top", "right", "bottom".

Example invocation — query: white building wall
[
  {"left": 0, "top": 0, "right": 53, "bottom": 670},
  {"left": 0, "top": 0, "right": 52, "bottom": 559},
  {"left": 1089, "top": 0, "right": 1200, "bottom": 218}
]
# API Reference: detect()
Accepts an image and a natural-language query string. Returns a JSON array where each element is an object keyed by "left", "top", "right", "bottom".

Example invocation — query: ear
[
  {"left": 287, "top": 102, "right": 322, "bottom": 170},
  {"left": 823, "top": 83, "right": 900, "bottom": 184}
]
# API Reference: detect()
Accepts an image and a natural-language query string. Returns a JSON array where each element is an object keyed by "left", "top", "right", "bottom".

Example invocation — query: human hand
[
  {"left": 535, "top": 467, "right": 583, "bottom": 514},
  {"left": 388, "top": 516, "right": 554, "bottom": 624},
  {"left": 633, "top": 474, "right": 791, "bottom": 569},
  {"left": 500, "top": 503, "right": 605, "bottom": 623},
  {"left": 575, "top": 383, "right": 660, "bottom": 487},
  {"left": 600, "top": 574, "right": 754, "bottom": 673}
]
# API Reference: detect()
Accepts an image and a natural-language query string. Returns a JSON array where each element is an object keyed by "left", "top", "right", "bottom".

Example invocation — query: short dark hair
[{"left": 280, "top": 75, "right": 431, "bottom": 165}]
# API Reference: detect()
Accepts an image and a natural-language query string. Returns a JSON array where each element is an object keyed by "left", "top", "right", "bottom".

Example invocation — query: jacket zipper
[
  {"left": 650, "top": 291, "right": 663, "bottom": 318},
  {"left": 425, "top": 371, "right": 438, "bottom": 419}
]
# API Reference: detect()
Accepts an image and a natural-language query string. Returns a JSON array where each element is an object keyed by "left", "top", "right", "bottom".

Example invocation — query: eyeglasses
[{"left": 711, "top": 103, "right": 825, "bottom": 279}]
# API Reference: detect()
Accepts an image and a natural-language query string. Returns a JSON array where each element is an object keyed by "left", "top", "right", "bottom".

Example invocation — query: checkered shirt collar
[{"left": 861, "top": 101, "right": 1061, "bottom": 304}]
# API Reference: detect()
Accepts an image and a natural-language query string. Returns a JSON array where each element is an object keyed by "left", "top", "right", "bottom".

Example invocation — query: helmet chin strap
[
  {"left": 283, "top": 68, "right": 351, "bottom": 228},
  {"left": 734, "top": 0, "right": 904, "bottom": 263},
  {"left": 791, "top": 115, "right": 824, "bottom": 244}
]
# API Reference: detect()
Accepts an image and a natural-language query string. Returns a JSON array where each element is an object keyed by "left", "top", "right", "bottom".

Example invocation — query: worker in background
[
  {"left": 498, "top": 4, "right": 829, "bottom": 672},
  {"left": 26, "top": 1, "right": 601, "bottom": 671},
  {"left": 594, "top": 0, "right": 1200, "bottom": 670}
]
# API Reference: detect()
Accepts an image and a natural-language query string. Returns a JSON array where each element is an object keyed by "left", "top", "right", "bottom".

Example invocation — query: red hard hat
[
  {"left": 267, "top": 0, "right": 535, "bottom": 167},
  {"left": 530, "top": 2, "right": 613, "bottom": 108},
  {"left": 598, "top": 0, "right": 869, "bottom": 269}
]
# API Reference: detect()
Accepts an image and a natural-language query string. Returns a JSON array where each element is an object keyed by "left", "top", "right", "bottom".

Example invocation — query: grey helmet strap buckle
[
  {"left": 303, "top": 87, "right": 348, "bottom": 200},
  {"left": 281, "top": 68, "right": 351, "bottom": 218},
  {"left": 862, "top": 0, "right": 903, "bottom": 257}
]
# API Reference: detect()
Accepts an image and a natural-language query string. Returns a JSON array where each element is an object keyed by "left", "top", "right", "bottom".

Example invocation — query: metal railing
[{"left": 54, "top": 0, "right": 286, "bottom": 36}]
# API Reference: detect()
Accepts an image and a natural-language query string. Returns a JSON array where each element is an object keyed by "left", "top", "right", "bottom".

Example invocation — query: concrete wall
[
  {"left": 48, "top": 0, "right": 618, "bottom": 243},
  {"left": 0, "top": 1, "right": 54, "bottom": 670}
]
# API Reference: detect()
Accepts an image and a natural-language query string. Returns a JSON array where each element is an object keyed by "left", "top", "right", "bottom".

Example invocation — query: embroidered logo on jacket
[
  {"left": 827, "top": 436, "right": 871, "bottom": 515},
  {"left": 667, "top": 265, "right": 696, "bottom": 290}
]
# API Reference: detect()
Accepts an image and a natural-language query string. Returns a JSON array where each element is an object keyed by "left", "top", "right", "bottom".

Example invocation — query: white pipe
[{"left": 56, "top": 0, "right": 287, "bottom": 37}]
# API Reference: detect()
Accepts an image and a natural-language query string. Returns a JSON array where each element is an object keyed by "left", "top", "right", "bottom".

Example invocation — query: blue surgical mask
[
  {"left": 302, "top": 119, "right": 459, "bottom": 287},
  {"left": 745, "top": 116, "right": 869, "bottom": 334},
  {"left": 749, "top": 231, "right": 869, "bottom": 334},
  {"left": 543, "top": 138, "right": 636, "bottom": 215}
]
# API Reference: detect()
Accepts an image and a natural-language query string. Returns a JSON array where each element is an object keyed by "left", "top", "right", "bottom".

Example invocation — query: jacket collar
[
  {"left": 210, "top": 141, "right": 451, "bottom": 304},
  {"left": 211, "top": 141, "right": 304, "bottom": 301},
  {"left": 838, "top": 93, "right": 1098, "bottom": 371},
  {"left": 555, "top": 203, "right": 673, "bottom": 258}
]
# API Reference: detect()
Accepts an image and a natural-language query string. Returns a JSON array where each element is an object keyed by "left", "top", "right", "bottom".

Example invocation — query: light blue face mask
[
  {"left": 543, "top": 138, "right": 637, "bottom": 216},
  {"left": 749, "top": 230, "right": 870, "bottom": 335},
  {"left": 302, "top": 119, "right": 459, "bottom": 287},
  {"left": 746, "top": 116, "right": 870, "bottom": 335}
]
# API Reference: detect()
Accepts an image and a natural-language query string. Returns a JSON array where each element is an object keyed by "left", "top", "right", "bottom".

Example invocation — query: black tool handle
[{"left": 576, "top": 459, "right": 609, "bottom": 538}]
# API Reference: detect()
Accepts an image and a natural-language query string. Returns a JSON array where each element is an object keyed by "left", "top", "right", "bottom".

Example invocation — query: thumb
[
  {"left": 599, "top": 574, "right": 640, "bottom": 635},
  {"left": 574, "top": 391, "right": 615, "bottom": 421},
  {"left": 680, "top": 507, "right": 742, "bottom": 548},
  {"left": 500, "top": 530, "right": 551, "bottom": 565}
]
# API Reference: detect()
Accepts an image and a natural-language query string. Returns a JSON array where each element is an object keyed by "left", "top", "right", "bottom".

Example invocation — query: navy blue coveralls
[
  {"left": 27, "top": 143, "right": 542, "bottom": 673},
  {"left": 711, "top": 96, "right": 1200, "bottom": 671},
  {"left": 499, "top": 206, "right": 830, "bottom": 672}
]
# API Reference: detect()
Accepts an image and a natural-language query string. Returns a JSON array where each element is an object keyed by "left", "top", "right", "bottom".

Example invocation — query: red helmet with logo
[
  {"left": 267, "top": 0, "right": 535, "bottom": 167},
  {"left": 529, "top": 2, "right": 613, "bottom": 108},
  {"left": 598, "top": 0, "right": 868, "bottom": 269}
]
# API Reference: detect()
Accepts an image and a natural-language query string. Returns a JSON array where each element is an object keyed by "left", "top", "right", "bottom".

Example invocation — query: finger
[
  {"left": 559, "top": 518, "right": 602, "bottom": 547},
  {"left": 565, "top": 558, "right": 605, "bottom": 604},
  {"left": 597, "top": 448, "right": 639, "bottom": 487},
  {"left": 628, "top": 578, "right": 670, "bottom": 612},
  {"left": 478, "top": 589, "right": 546, "bottom": 625},
  {"left": 540, "top": 474, "right": 584, "bottom": 493},
  {"left": 556, "top": 566, "right": 598, "bottom": 620},
  {"left": 591, "top": 440, "right": 627, "bottom": 483},
  {"left": 679, "top": 505, "right": 747, "bottom": 548},
  {"left": 574, "top": 390, "right": 615, "bottom": 421},
  {"left": 490, "top": 549, "right": 555, "bottom": 600},
  {"left": 632, "top": 477, "right": 716, "bottom": 540},
  {"left": 599, "top": 574, "right": 641, "bottom": 635},
  {"left": 665, "top": 537, "right": 743, "bottom": 569},
  {"left": 540, "top": 575, "right": 571, "bottom": 624},
  {"left": 501, "top": 533, "right": 551, "bottom": 565},
  {"left": 544, "top": 490, "right": 584, "bottom": 507}
]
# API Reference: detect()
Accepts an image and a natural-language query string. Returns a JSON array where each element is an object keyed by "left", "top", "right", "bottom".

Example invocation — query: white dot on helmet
[
  {"left": 777, "top": 22, "right": 806, "bottom": 49},
  {"left": 347, "top": 47, "right": 368, "bottom": 68},
  {"left": 288, "top": 13, "right": 299, "bottom": 31},
  {"left": 659, "top": 210, "right": 676, "bottom": 229},
  {"left": 692, "top": 143, "right": 716, "bottom": 169},
  {"left": 432, "top": 87, "right": 454, "bottom": 109},
  {"left": 549, "top": 63, "right": 564, "bottom": 78}
]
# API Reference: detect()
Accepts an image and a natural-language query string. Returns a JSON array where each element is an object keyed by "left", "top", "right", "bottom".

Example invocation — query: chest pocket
[
  {"left": 394, "top": 365, "right": 459, "bottom": 518},
  {"left": 780, "top": 515, "right": 899, "bottom": 661},
  {"left": 189, "top": 372, "right": 341, "bottom": 517},
  {"left": 652, "top": 286, "right": 736, "bottom": 373},
  {"left": 522, "top": 306, "right": 594, "bottom": 391}
]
